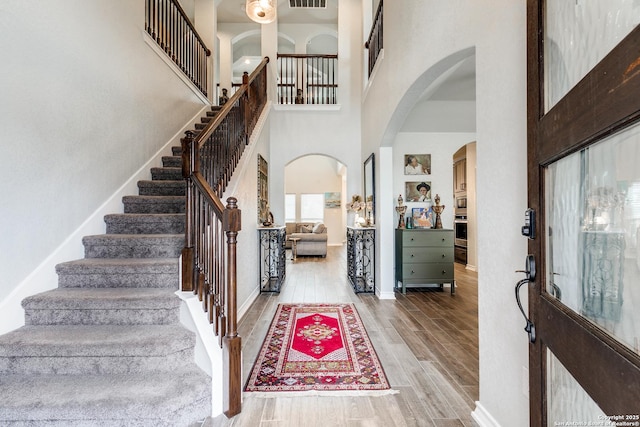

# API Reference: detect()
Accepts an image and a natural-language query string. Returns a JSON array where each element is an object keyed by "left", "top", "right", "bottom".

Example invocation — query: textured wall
[{"left": 0, "top": 1, "right": 207, "bottom": 328}]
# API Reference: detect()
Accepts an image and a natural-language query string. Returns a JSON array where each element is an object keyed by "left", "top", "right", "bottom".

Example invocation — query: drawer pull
[
  {"left": 442, "top": 238, "right": 446, "bottom": 242},
  {"left": 441, "top": 254, "right": 445, "bottom": 258},
  {"left": 411, "top": 270, "right": 415, "bottom": 274},
  {"left": 410, "top": 238, "right": 414, "bottom": 241},
  {"left": 442, "top": 270, "right": 447, "bottom": 274}
]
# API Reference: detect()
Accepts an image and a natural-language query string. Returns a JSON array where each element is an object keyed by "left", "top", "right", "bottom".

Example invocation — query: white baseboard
[
  {"left": 0, "top": 106, "right": 209, "bottom": 336},
  {"left": 471, "top": 402, "right": 502, "bottom": 427},
  {"left": 177, "top": 291, "right": 222, "bottom": 417},
  {"left": 377, "top": 290, "right": 396, "bottom": 300},
  {"left": 239, "top": 287, "right": 260, "bottom": 321}
]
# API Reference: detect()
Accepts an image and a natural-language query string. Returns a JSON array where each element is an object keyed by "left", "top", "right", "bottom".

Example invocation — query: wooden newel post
[
  {"left": 223, "top": 197, "right": 242, "bottom": 418},
  {"left": 181, "top": 131, "right": 196, "bottom": 292}
]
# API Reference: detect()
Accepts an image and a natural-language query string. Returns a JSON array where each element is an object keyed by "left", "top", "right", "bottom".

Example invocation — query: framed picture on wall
[
  {"left": 404, "top": 154, "right": 431, "bottom": 175},
  {"left": 257, "top": 155, "right": 269, "bottom": 223},
  {"left": 405, "top": 181, "right": 431, "bottom": 202},
  {"left": 324, "top": 192, "right": 341, "bottom": 208}
]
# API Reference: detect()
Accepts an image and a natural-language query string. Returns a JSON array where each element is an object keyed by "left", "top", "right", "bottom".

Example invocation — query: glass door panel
[
  {"left": 544, "top": 0, "right": 640, "bottom": 112},
  {"left": 547, "top": 349, "right": 608, "bottom": 424},
  {"left": 545, "top": 121, "right": 640, "bottom": 355}
]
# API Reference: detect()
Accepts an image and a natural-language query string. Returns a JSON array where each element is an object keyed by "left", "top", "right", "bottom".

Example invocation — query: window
[
  {"left": 300, "top": 194, "right": 324, "bottom": 222},
  {"left": 285, "top": 194, "right": 296, "bottom": 222}
]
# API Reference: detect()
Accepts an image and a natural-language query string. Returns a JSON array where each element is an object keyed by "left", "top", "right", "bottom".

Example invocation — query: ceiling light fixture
[{"left": 246, "top": 0, "right": 276, "bottom": 24}]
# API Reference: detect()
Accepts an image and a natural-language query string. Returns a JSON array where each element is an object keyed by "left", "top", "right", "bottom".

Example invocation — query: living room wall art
[
  {"left": 324, "top": 192, "right": 341, "bottom": 208},
  {"left": 258, "top": 154, "right": 269, "bottom": 224}
]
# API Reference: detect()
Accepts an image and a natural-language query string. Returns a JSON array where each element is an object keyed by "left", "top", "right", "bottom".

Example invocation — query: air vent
[{"left": 289, "top": 0, "right": 326, "bottom": 8}]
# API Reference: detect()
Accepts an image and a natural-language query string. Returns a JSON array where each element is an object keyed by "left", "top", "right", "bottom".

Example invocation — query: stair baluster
[{"left": 181, "top": 57, "right": 269, "bottom": 418}]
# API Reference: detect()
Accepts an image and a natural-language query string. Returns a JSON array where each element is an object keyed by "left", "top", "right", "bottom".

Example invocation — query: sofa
[{"left": 285, "top": 222, "right": 328, "bottom": 257}]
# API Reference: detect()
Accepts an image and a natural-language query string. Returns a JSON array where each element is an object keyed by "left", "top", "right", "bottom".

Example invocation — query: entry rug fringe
[
  {"left": 245, "top": 389, "right": 399, "bottom": 398},
  {"left": 245, "top": 303, "right": 392, "bottom": 393}
]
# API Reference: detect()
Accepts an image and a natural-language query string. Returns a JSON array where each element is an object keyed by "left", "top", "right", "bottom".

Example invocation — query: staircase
[{"left": 0, "top": 108, "right": 222, "bottom": 426}]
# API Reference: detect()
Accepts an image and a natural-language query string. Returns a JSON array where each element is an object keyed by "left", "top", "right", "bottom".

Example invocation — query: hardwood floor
[{"left": 202, "top": 245, "right": 479, "bottom": 427}]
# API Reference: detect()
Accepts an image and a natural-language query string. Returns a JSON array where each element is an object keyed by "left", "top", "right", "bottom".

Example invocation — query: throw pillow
[
  {"left": 312, "top": 223, "right": 326, "bottom": 234},
  {"left": 298, "top": 225, "right": 312, "bottom": 233}
]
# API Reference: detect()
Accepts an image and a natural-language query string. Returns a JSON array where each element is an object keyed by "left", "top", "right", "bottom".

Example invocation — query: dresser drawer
[
  {"left": 401, "top": 262, "right": 454, "bottom": 281},
  {"left": 402, "top": 247, "right": 454, "bottom": 263},
  {"left": 402, "top": 231, "right": 453, "bottom": 247}
]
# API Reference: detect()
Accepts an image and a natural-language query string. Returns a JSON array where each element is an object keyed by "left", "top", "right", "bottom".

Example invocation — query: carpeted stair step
[
  {"left": 22, "top": 288, "right": 181, "bottom": 326},
  {"left": 162, "top": 155, "right": 181, "bottom": 168},
  {"left": 0, "top": 324, "right": 194, "bottom": 375},
  {"left": 56, "top": 258, "right": 179, "bottom": 289},
  {"left": 171, "top": 145, "right": 183, "bottom": 156},
  {"left": 137, "top": 179, "right": 185, "bottom": 196},
  {"left": 150, "top": 166, "right": 182, "bottom": 180},
  {"left": 0, "top": 366, "right": 211, "bottom": 426},
  {"left": 104, "top": 213, "right": 185, "bottom": 234},
  {"left": 82, "top": 234, "right": 184, "bottom": 258},
  {"left": 122, "top": 195, "right": 185, "bottom": 214},
  {"left": 194, "top": 122, "right": 207, "bottom": 131}
]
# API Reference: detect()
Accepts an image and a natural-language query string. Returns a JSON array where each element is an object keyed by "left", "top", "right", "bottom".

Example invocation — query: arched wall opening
[
  {"left": 284, "top": 154, "right": 348, "bottom": 247},
  {"left": 376, "top": 47, "right": 478, "bottom": 298}
]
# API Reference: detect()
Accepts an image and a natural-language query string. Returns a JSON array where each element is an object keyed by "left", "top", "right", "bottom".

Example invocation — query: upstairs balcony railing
[
  {"left": 277, "top": 54, "right": 338, "bottom": 105},
  {"left": 365, "top": 0, "right": 383, "bottom": 77},
  {"left": 145, "top": 0, "right": 211, "bottom": 96},
  {"left": 180, "top": 57, "right": 269, "bottom": 418}
]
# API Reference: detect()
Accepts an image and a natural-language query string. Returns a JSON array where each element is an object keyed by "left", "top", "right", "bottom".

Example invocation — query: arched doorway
[{"left": 284, "top": 154, "right": 348, "bottom": 247}]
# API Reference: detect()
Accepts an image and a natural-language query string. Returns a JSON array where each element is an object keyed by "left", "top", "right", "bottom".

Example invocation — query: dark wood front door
[{"left": 527, "top": 1, "right": 640, "bottom": 424}]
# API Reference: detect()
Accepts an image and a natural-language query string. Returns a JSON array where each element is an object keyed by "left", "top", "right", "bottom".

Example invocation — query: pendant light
[{"left": 246, "top": 0, "right": 276, "bottom": 24}]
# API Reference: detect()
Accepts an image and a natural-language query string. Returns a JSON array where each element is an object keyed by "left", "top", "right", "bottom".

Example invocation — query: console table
[
  {"left": 395, "top": 228, "right": 455, "bottom": 294},
  {"left": 258, "top": 226, "right": 286, "bottom": 292},
  {"left": 346, "top": 226, "right": 375, "bottom": 293}
]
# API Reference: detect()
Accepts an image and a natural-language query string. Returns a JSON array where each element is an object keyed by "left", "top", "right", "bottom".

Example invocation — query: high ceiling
[
  {"left": 217, "top": 0, "right": 338, "bottom": 24},
  {"left": 217, "top": 0, "right": 476, "bottom": 133}
]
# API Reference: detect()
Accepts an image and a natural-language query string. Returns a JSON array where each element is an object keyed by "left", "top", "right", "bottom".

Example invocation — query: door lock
[
  {"left": 521, "top": 208, "right": 536, "bottom": 239},
  {"left": 515, "top": 255, "right": 536, "bottom": 343}
]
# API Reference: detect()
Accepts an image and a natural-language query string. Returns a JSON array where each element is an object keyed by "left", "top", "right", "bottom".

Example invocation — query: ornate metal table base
[
  {"left": 347, "top": 226, "right": 375, "bottom": 293},
  {"left": 258, "top": 226, "right": 286, "bottom": 293}
]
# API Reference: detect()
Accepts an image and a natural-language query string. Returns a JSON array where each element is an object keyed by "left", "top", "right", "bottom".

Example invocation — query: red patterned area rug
[{"left": 244, "top": 303, "right": 392, "bottom": 394}]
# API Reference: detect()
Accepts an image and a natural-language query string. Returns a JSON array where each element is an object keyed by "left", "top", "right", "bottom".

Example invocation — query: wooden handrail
[
  {"left": 145, "top": 0, "right": 211, "bottom": 96},
  {"left": 180, "top": 57, "right": 269, "bottom": 418},
  {"left": 277, "top": 53, "right": 338, "bottom": 59},
  {"left": 365, "top": 0, "right": 383, "bottom": 77},
  {"left": 196, "top": 58, "right": 270, "bottom": 150}
]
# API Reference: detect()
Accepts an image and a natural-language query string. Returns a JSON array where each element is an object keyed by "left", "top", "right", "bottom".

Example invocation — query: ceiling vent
[{"left": 289, "top": 0, "right": 326, "bottom": 8}]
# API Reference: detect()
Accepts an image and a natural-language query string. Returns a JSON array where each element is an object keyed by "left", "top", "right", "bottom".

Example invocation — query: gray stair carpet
[{"left": 0, "top": 132, "right": 216, "bottom": 426}]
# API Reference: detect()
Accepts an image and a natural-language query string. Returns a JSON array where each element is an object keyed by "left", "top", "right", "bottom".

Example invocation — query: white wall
[
  {"left": 393, "top": 133, "right": 476, "bottom": 231},
  {"left": 473, "top": 2, "right": 529, "bottom": 424},
  {"left": 0, "top": 0, "right": 208, "bottom": 331},
  {"left": 361, "top": 1, "right": 529, "bottom": 426},
  {"left": 269, "top": 0, "right": 363, "bottom": 230},
  {"left": 284, "top": 155, "right": 345, "bottom": 246}
]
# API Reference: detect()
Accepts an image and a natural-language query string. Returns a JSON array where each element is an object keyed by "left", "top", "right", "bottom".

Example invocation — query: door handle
[{"left": 515, "top": 255, "right": 536, "bottom": 343}]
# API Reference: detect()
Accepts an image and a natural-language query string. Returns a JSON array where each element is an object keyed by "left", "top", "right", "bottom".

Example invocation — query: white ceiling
[
  {"left": 217, "top": 0, "right": 338, "bottom": 24},
  {"left": 400, "top": 55, "right": 476, "bottom": 132},
  {"left": 217, "top": 0, "right": 476, "bottom": 132}
]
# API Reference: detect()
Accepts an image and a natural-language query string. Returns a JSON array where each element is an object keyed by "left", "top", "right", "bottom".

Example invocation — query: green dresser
[{"left": 395, "top": 229, "right": 455, "bottom": 294}]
